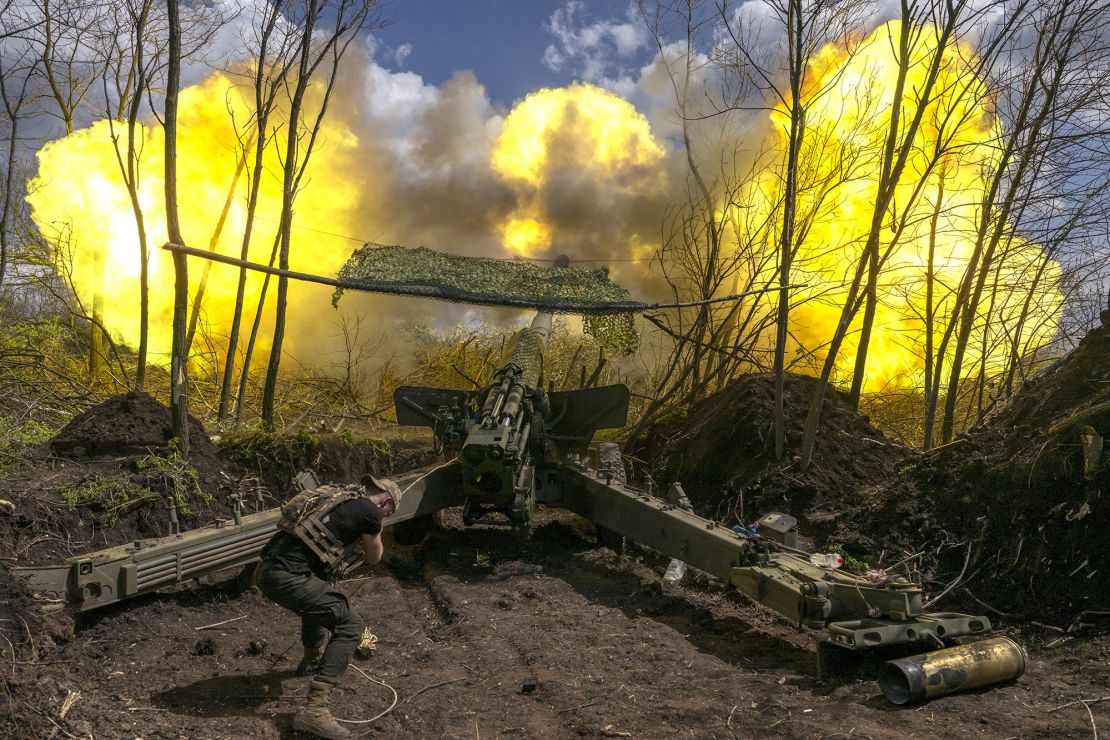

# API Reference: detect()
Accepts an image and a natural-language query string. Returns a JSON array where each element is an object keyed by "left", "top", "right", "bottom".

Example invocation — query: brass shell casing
[{"left": 879, "top": 636, "right": 1027, "bottom": 704}]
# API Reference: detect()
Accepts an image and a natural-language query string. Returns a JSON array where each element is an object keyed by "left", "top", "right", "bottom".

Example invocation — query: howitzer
[
  {"left": 389, "top": 306, "right": 1000, "bottom": 677},
  {"left": 14, "top": 247, "right": 1020, "bottom": 696}
]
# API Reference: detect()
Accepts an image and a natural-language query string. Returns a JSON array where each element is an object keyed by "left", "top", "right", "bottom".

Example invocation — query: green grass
[
  {"left": 0, "top": 417, "right": 56, "bottom": 473},
  {"left": 57, "top": 477, "right": 155, "bottom": 526},
  {"left": 829, "top": 544, "right": 871, "bottom": 572},
  {"left": 137, "top": 450, "right": 211, "bottom": 517},
  {"left": 218, "top": 426, "right": 320, "bottom": 469}
]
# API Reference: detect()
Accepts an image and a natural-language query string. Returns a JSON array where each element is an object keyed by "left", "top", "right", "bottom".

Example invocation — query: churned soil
[
  {"left": 3, "top": 513, "right": 1108, "bottom": 739},
  {"left": 4, "top": 328, "right": 1110, "bottom": 738},
  {"left": 0, "top": 393, "right": 238, "bottom": 568},
  {"left": 0, "top": 391, "right": 434, "bottom": 682},
  {"left": 0, "top": 391, "right": 433, "bottom": 566},
  {"left": 858, "top": 325, "right": 1110, "bottom": 620},
  {"left": 632, "top": 327, "right": 1110, "bottom": 622},
  {"left": 630, "top": 373, "right": 911, "bottom": 538}
]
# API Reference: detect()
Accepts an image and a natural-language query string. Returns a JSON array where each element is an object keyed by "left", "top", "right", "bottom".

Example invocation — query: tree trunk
[
  {"left": 773, "top": 0, "right": 806, "bottom": 462},
  {"left": 165, "top": 0, "right": 189, "bottom": 455},
  {"left": 922, "top": 173, "right": 945, "bottom": 450},
  {"left": 236, "top": 232, "right": 282, "bottom": 423},
  {"left": 218, "top": 25, "right": 283, "bottom": 423},
  {"left": 803, "top": 8, "right": 963, "bottom": 467}
]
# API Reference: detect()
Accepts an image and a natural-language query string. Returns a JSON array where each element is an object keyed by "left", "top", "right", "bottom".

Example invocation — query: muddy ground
[{"left": 7, "top": 510, "right": 1109, "bottom": 740}]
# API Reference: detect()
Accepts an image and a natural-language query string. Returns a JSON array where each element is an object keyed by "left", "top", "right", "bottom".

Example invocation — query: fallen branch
[
  {"left": 402, "top": 677, "right": 467, "bottom": 705},
  {"left": 43, "top": 715, "right": 77, "bottom": 739},
  {"left": 46, "top": 689, "right": 80, "bottom": 740},
  {"left": 194, "top": 615, "right": 247, "bottom": 631},
  {"left": 557, "top": 699, "right": 601, "bottom": 714},
  {"left": 1031, "top": 621, "right": 1066, "bottom": 634},
  {"left": 1048, "top": 400, "right": 1110, "bottom": 436},
  {"left": 923, "top": 543, "right": 973, "bottom": 609},
  {"left": 1047, "top": 695, "right": 1110, "bottom": 713},
  {"left": 961, "top": 588, "right": 1016, "bottom": 618}
]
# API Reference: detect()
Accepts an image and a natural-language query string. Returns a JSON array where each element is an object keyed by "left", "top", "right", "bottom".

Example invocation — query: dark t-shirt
[{"left": 262, "top": 497, "right": 383, "bottom": 577}]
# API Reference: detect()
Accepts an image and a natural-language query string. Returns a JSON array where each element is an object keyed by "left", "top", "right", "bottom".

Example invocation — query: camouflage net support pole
[{"left": 162, "top": 242, "right": 804, "bottom": 358}]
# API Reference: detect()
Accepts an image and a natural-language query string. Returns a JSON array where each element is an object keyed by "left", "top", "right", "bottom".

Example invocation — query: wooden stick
[
  {"left": 1048, "top": 400, "right": 1110, "bottom": 436},
  {"left": 194, "top": 615, "right": 247, "bottom": 630},
  {"left": 46, "top": 690, "right": 81, "bottom": 740},
  {"left": 162, "top": 242, "right": 800, "bottom": 315},
  {"left": 1085, "top": 701, "right": 1100, "bottom": 740},
  {"left": 402, "top": 677, "right": 467, "bottom": 705},
  {"left": 1047, "top": 695, "right": 1110, "bottom": 713}
]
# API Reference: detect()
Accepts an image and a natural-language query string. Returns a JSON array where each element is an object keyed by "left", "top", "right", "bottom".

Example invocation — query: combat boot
[
  {"left": 295, "top": 642, "right": 326, "bottom": 676},
  {"left": 293, "top": 679, "right": 349, "bottom": 739}
]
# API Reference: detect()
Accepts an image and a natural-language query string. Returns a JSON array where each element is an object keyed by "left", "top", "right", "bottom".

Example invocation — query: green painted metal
[
  {"left": 541, "top": 462, "right": 991, "bottom": 652},
  {"left": 13, "top": 461, "right": 462, "bottom": 613}
]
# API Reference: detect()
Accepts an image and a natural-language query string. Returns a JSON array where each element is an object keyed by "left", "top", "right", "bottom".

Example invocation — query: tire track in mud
[
  {"left": 414, "top": 555, "right": 752, "bottom": 738},
  {"left": 505, "top": 562, "right": 753, "bottom": 738},
  {"left": 420, "top": 562, "right": 564, "bottom": 737}
]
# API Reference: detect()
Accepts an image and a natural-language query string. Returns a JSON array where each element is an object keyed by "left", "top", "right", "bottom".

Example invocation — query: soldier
[{"left": 256, "top": 475, "right": 403, "bottom": 739}]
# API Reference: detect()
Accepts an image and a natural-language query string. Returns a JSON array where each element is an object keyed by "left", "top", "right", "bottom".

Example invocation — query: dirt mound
[
  {"left": 1, "top": 392, "right": 243, "bottom": 565},
  {"left": 879, "top": 325, "right": 1110, "bottom": 619},
  {"left": 50, "top": 391, "right": 217, "bottom": 458},
  {"left": 631, "top": 373, "right": 910, "bottom": 535}
]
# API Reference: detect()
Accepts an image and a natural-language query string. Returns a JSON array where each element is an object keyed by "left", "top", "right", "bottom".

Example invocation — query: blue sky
[{"left": 373, "top": 1, "right": 649, "bottom": 106}]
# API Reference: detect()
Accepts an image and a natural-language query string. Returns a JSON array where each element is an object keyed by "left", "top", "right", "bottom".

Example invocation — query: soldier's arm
[{"left": 361, "top": 533, "right": 384, "bottom": 566}]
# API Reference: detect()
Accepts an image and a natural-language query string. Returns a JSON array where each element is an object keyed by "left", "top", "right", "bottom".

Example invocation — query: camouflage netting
[{"left": 333, "top": 244, "right": 640, "bottom": 354}]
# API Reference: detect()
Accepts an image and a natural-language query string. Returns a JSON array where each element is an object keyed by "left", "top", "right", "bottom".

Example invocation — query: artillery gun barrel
[{"left": 499, "top": 311, "right": 552, "bottom": 422}]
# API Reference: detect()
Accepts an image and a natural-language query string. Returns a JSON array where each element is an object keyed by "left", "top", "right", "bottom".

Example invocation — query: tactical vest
[{"left": 278, "top": 484, "right": 366, "bottom": 575}]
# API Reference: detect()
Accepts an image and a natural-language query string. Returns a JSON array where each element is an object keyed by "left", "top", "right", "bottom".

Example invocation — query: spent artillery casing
[{"left": 879, "top": 636, "right": 1026, "bottom": 704}]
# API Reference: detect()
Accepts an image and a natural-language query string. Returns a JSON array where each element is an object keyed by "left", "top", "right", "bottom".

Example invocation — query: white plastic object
[
  {"left": 663, "top": 558, "right": 687, "bottom": 582},
  {"left": 808, "top": 552, "right": 845, "bottom": 569}
]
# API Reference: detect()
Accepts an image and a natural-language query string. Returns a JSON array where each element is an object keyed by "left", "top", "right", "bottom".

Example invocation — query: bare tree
[
  {"left": 11, "top": 0, "right": 106, "bottom": 374},
  {"left": 258, "top": 0, "right": 385, "bottom": 428},
  {"left": 217, "top": 0, "right": 300, "bottom": 423},
  {"left": 97, "top": 0, "right": 164, "bottom": 389},
  {"left": 717, "top": 0, "right": 868, "bottom": 460},
  {"left": 0, "top": 37, "right": 39, "bottom": 292},
  {"left": 797, "top": 0, "right": 1017, "bottom": 468},
  {"left": 184, "top": 135, "right": 253, "bottom": 352},
  {"left": 628, "top": 0, "right": 783, "bottom": 442},
  {"left": 31, "top": 0, "right": 103, "bottom": 137},
  {"left": 937, "top": 0, "right": 1110, "bottom": 443}
]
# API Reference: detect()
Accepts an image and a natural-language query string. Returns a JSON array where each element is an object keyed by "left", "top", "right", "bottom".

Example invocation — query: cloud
[
  {"left": 542, "top": 1, "right": 651, "bottom": 89},
  {"left": 392, "top": 42, "right": 412, "bottom": 66}
]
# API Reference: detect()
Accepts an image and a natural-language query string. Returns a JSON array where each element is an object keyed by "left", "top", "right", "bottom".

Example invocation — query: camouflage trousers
[{"left": 255, "top": 562, "right": 364, "bottom": 684}]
